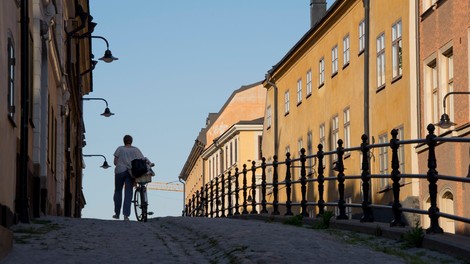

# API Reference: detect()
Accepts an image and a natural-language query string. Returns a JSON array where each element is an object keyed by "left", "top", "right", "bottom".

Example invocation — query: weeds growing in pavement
[
  {"left": 402, "top": 221, "right": 425, "bottom": 248},
  {"left": 312, "top": 211, "right": 334, "bottom": 229},
  {"left": 374, "top": 225, "right": 383, "bottom": 236},
  {"left": 283, "top": 215, "right": 303, "bottom": 226}
]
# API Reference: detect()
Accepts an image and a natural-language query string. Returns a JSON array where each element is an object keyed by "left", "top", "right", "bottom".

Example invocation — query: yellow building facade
[
  {"left": 180, "top": 82, "right": 266, "bottom": 214},
  {"left": 262, "top": 0, "right": 419, "bottom": 221}
]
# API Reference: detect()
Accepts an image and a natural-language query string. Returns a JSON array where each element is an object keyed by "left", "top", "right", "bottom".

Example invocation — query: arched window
[{"left": 440, "top": 191, "right": 455, "bottom": 234}]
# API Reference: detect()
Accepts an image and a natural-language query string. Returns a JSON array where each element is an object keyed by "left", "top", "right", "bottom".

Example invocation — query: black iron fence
[{"left": 184, "top": 124, "right": 470, "bottom": 234}]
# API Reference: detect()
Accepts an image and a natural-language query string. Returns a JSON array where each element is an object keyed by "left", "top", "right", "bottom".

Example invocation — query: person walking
[{"left": 113, "top": 134, "right": 144, "bottom": 220}]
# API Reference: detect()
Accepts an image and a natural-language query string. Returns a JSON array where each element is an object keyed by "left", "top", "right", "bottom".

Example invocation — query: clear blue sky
[{"left": 81, "top": 0, "right": 334, "bottom": 220}]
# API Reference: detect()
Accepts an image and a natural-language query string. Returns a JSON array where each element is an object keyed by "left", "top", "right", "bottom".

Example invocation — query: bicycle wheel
[
  {"left": 134, "top": 188, "right": 143, "bottom": 221},
  {"left": 141, "top": 187, "right": 148, "bottom": 222}
]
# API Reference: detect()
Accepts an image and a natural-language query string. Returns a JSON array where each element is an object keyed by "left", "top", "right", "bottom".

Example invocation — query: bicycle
[{"left": 133, "top": 160, "right": 155, "bottom": 222}]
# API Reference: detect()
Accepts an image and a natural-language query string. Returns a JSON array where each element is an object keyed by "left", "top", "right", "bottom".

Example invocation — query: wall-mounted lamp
[
  {"left": 70, "top": 34, "right": 118, "bottom": 65},
  {"left": 89, "top": 35, "right": 118, "bottom": 63},
  {"left": 83, "top": 154, "right": 110, "bottom": 169},
  {"left": 437, "top": 91, "right": 470, "bottom": 129},
  {"left": 82, "top": 97, "right": 115, "bottom": 117}
]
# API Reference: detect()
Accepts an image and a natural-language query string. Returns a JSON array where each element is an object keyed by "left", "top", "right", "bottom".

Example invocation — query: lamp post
[
  {"left": 82, "top": 97, "right": 115, "bottom": 117},
  {"left": 83, "top": 154, "right": 111, "bottom": 169},
  {"left": 437, "top": 91, "right": 470, "bottom": 129}
]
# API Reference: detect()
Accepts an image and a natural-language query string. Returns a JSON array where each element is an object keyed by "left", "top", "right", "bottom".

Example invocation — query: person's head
[{"left": 123, "top": 135, "right": 133, "bottom": 145}]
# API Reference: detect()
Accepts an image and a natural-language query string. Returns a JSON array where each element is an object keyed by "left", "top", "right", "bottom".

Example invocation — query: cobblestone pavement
[{"left": 1, "top": 216, "right": 467, "bottom": 264}]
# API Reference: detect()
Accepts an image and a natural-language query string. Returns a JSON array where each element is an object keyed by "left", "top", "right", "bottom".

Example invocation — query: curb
[{"left": 229, "top": 214, "right": 470, "bottom": 260}]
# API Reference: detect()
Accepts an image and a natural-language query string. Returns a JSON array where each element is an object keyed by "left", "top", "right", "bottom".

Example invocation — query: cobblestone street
[{"left": 1, "top": 216, "right": 468, "bottom": 263}]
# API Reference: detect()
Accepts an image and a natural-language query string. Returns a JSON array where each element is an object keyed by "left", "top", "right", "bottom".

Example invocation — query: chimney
[{"left": 310, "top": 0, "right": 327, "bottom": 27}]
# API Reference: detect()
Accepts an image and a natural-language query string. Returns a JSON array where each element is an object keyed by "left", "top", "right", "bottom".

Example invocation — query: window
[
  {"left": 428, "top": 61, "right": 439, "bottom": 125},
  {"left": 307, "top": 131, "right": 313, "bottom": 175},
  {"left": 7, "top": 38, "right": 16, "bottom": 120},
  {"left": 319, "top": 123, "right": 325, "bottom": 149},
  {"left": 396, "top": 127, "right": 405, "bottom": 174},
  {"left": 376, "top": 33, "right": 386, "bottom": 88},
  {"left": 225, "top": 145, "right": 229, "bottom": 169},
  {"left": 298, "top": 138, "right": 303, "bottom": 155},
  {"left": 392, "top": 20, "right": 402, "bottom": 79},
  {"left": 343, "top": 108, "right": 350, "bottom": 152},
  {"left": 331, "top": 115, "right": 339, "bottom": 161},
  {"left": 444, "top": 50, "right": 454, "bottom": 125},
  {"left": 216, "top": 153, "right": 219, "bottom": 176},
  {"left": 319, "top": 57, "right": 325, "bottom": 86},
  {"left": 285, "top": 146, "right": 290, "bottom": 158},
  {"left": 266, "top": 106, "right": 272, "bottom": 128},
  {"left": 209, "top": 159, "right": 212, "bottom": 179},
  {"left": 298, "top": 138, "right": 304, "bottom": 177},
  {"left": 306, "top": 69, "right": 312, "bottom": 96},
  {"left": 234, "top": 138, "right": 238, "bottom": 163},
  {"left": 230, "top": 142, "right": 233, "bottom": 165},
  {"left": 359, "top": 20, "right": 365, "bottom": 53},
  {"left": 284, "top": 91, "right": 290, "bottom": 115},
  {"left": 258, "top": 135, "right": 263, "bottom": 160},
  {"left": 297, "top": 79, "right": 302, "bottom": 105},
  {"left": 343, "top": 34, "right": 350, "bottom": 66},
  {"left": 332, "top": 45, "right": 338, "bottom": 75},
  {"left": 378, "top": 133, "right": 389, "bottom": 188}
]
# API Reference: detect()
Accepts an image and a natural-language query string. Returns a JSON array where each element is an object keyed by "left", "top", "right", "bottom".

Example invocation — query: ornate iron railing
[{"left": 184, "top": 124, "right": 470, "bottom": 234}]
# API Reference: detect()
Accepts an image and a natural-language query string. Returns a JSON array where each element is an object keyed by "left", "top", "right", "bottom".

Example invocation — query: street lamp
[
  {"left": 437, "top": 91, "right": 470, "bottom": 129},
  {"left": 83, "top": 154, "right": 111, "bottom": 169},
  {"left": 82, "top": 97, "right": 115, "bottom": 117},
  {"left": 89, "top": 35, "right": 119, "bottom": 63}
]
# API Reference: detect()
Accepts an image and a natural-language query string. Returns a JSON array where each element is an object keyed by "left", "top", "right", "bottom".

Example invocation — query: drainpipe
[
  {"left": 18, "top": 0, "right": 30, "bottom": 223},
  {"left": 363, "top": 0, "right": 370, "bottom": 138},
  {"left": 266, "top": 72, "right": 279, "bottom": 158},
  {"left": 363, "top": 0, "right": 372, "bottom": 203}
]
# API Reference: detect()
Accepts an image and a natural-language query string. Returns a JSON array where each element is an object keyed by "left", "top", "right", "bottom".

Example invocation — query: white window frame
[
  {"left": 284, "top": 90, "right": 290, "bottom": 115},
  {"left": 319, "top": 57, "right": 325, "bottom": 86},
  {"left": 376, "top": 33, "right": 386, "bottom": 88},
  {"left": 343, "top": 107, "right": 350, "bottom": 152},
  {"left": 307, "top": 131, "right": 313, "bottom": 174},
  {"left": 266, "top": 106, "right": 272, "bottom": 128},
  {"left": 359, "top": 20, "right": 365, "bottom": 53},
  {"left": 343, "top": 34, "right": 350, "bottom": 66},
  {"left": 392, "top": 20, "right": 402, "bottom": 79},
  {"left": 396, "top": 126, "right": 405, "bottom": 174},
  {"left": 319, "top": 123, "right": 325, "bottom": 149},
  {"left": 331, "top": 115, "right": 339, "bottom": 161},
  {"left": 306, "top": 69, "right": 312, "bottom": 96},
  {"left": 297, "top": 79, "right": 302, "bottom": 104},
  {"left": 378, "top": 133, "right": 389, "bottom": 188},
  {"left": 332, "top": 45, "right": 338, "bottom": 75},
  {"left": 443, "top": 49, "right": 454, "bottom": 128}
]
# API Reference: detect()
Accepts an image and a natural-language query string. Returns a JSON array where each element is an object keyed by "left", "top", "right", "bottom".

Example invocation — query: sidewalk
[{"left": 1, "top": 216, "right": 468, "bottom": 263}]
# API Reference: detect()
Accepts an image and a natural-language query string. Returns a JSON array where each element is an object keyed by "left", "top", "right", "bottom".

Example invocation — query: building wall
[
  {"left": 205, "top": 84, "right": 266, "bottom": 145},
  {"left": 1, "top": 0, "right": 94, "bottom": 229},
  {"left": 182, "top": 83, "right": 266, "bottom": 213},
  {"left": 262, "top": 0, "right": 418, "bottom": 220},
  {"left": 0, "top": 0, "right": 21, "bottom": 226},
  {"left": 418, "top": 0, "right": 470, "bottom": 235}
]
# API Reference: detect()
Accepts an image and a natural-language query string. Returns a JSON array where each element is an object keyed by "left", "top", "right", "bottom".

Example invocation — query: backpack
[{"left": 131, "top": 158, "right": 148, "bottom": 178}]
